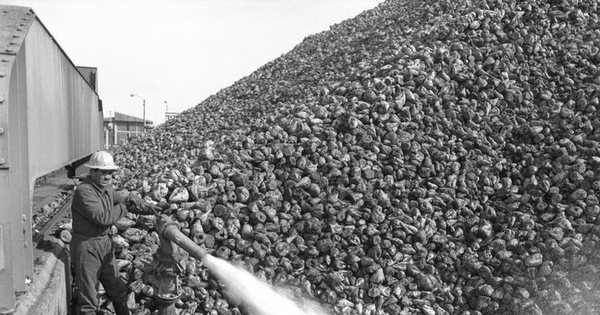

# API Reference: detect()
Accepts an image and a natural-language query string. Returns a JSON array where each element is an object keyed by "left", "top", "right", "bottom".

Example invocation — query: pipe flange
[
  {"left": 156, "top": 214, "right": 180, "bottom": 236},
  {"left": 154, "top": 291, "right": 181, "bottom": 303}
]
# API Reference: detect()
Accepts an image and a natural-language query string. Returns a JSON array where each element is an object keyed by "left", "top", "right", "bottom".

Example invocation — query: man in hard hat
[{"left": 70, "top": 151, "right": 159, "bottom": 315}]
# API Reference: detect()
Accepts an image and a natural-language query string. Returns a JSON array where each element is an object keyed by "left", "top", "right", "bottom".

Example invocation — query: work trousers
[{"left": 70, "top": 234, "right": 130, "bottom": 315}]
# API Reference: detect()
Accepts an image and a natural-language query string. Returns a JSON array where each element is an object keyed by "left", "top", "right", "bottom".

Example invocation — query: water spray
[{"left": 153, "top": 214, "right": 328, "bottom": 315}]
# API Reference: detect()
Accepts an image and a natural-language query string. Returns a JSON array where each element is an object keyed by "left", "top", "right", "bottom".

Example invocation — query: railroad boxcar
[{"left": 0, "top": 5, "right": 103, "bottom": 314}]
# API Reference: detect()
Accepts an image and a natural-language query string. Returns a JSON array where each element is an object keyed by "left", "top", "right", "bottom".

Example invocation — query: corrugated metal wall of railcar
[{"left": 24, "top": 19, "right": 103, "bottom": 180}]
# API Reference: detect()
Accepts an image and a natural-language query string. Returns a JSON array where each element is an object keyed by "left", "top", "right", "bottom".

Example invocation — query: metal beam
[
  {"left": 0, "top": 41, "right": 15, "bottom": 315},
  {"left": 10, "top": 47, "right": 31, "bottom": 292}
]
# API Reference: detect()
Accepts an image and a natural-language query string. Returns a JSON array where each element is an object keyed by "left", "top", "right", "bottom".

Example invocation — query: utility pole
[
  {"left": 164, "top": 101, "right": 168, "bottom": 122},
  {"left": 130, "top": 93, "right": 146, "bottom": 134}
]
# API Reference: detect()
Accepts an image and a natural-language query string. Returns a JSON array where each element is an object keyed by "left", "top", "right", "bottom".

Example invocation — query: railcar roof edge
[
  {"left": 0, "top": 4, "right": 99, "bottom": 96},
  {"left": 0, "top": 5, "right": 34, "bottom": 56}
]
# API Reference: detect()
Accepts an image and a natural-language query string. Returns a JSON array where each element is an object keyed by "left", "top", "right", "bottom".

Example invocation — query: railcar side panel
[
  {"left": 0, "top": 5, "right": 104, "bottom": 312},
  {"left": 25, "top": 20, "right": 103, "bottom": 179}
]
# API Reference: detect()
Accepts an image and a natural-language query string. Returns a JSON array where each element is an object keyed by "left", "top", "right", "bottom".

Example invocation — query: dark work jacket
[{"left": 71, "top": 176, "right": 128, "bottom": 237}]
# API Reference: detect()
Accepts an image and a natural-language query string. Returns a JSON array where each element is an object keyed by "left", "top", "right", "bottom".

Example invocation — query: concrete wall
[{"left": 14, "top": 242, "right": 70, "bottom": 315}]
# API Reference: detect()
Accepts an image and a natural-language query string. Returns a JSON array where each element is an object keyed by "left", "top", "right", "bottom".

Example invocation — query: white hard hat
[{"left": 84, "top": 151, "right": 119, "bottom": 170}]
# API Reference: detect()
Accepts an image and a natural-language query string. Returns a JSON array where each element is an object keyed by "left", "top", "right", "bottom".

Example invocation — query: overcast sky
[{"left": 1, "top": 0, "right": 384, "bottom": 125}]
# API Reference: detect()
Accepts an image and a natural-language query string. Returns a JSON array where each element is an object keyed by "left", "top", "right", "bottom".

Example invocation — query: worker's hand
[
  {"left": 142, "top": 203, "right": 162, "bottom": 216},
  {"left": 126, "top": 195, "right": 160, "bottom": 216},
  {"left": 134, "top": 203, "right": 161, "bottom": 216}
]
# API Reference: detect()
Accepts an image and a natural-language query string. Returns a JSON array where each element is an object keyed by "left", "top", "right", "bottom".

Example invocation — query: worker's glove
[{"left": 126, "top": 195, "right": 161, "bottom": 216}]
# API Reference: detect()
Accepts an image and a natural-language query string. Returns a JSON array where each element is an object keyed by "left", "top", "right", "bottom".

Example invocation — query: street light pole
[
  {"left": 164, "top": 101, "right": 168, "bottom": 122},
  {"left": 130, "top": 93, "right": 146, "bottom": 134}
]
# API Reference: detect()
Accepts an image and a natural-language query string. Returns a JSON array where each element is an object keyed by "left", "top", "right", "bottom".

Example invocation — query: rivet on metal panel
[
  {"left": 0, "top": 158, "right": 5, "bottom": 165},
  {"left": 0, "top": 96, "right": 4, "bottom": 103},
  {"left": 0, "top": 127, "right": 5, "bottom": 134},
  {"left": 0, "top": 71, "right": 5, "bottom": 77}
]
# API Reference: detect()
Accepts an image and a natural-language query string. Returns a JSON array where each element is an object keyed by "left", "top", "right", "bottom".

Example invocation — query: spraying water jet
[{"left": 152, "top": 214, "right": 328, "bottom": 315}]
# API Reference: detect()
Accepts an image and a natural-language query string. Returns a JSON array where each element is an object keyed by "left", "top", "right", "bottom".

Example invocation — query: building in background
[{"left": 103, "top": 112, "right": 153, "bottom": 149}]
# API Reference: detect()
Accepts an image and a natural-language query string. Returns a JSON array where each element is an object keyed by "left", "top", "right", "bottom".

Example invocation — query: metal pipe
[
  {"left": 153, "top": 216, "right": 212, "bottom": 315},
  {"left": 151, "top": 215, "right": 191, "bottom": 315},
  {"left": 157, "top": 215, "right": 208, "bottom": 261}
]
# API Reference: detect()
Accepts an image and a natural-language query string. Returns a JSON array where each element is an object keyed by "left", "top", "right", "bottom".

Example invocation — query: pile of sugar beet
[{"left": 109, "top": 0, "right": 600, "bottom": 314}]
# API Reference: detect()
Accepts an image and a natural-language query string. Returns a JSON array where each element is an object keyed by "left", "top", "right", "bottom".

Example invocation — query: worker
[{"left": 70, "top": 151, "right": 159, "bottom": 315}]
